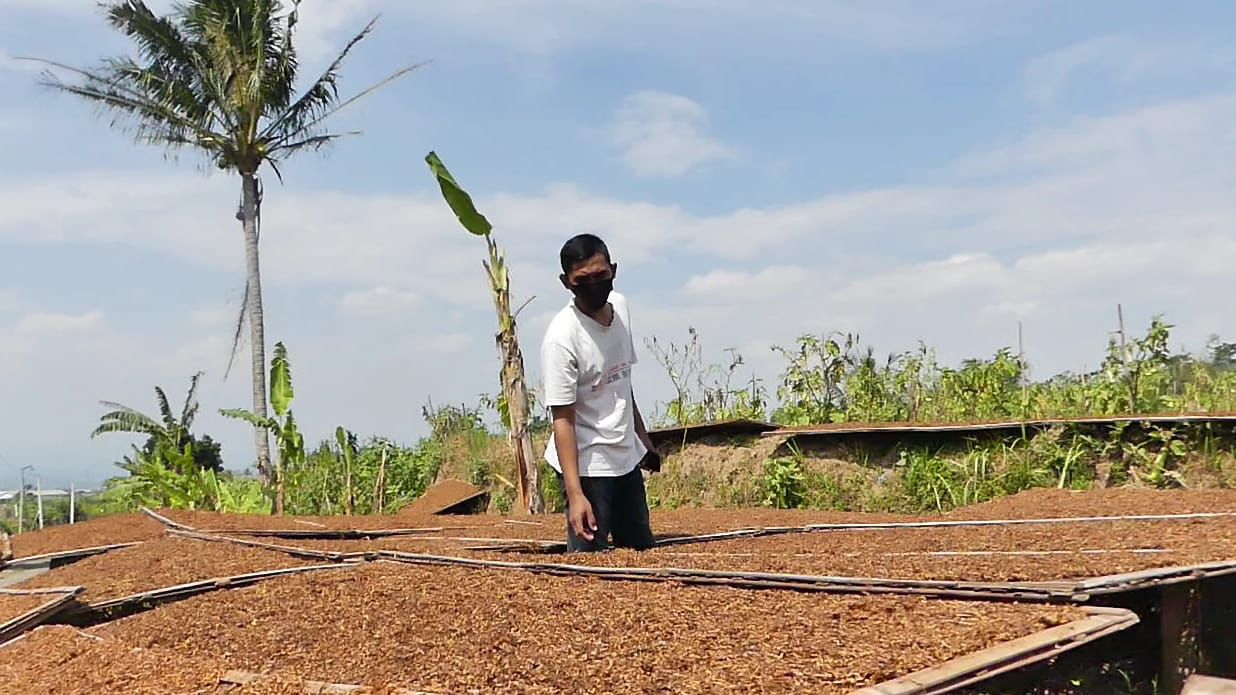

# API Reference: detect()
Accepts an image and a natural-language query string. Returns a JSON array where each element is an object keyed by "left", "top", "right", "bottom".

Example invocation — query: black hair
[{"left": 559, "top": 233, "right": 612, "bottom": 274}]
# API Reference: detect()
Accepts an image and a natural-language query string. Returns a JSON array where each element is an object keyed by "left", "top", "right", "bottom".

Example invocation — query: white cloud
[
  {"left": 6, "top": 77, "right": 1236, "bottom": 482},
  {"left": 607, "top": 91, "right": 738, "bottom": 177},
  {"left": 0, "top": 310, "right": 133, "bottom": 376},
  {"left": 388, "top": 1, "right": 1006, "bottom": 56},
  {"left": 14, "top": 309, "right": 104, "bottom": 336},
  {"left": 186, "top": 303, "right": 235, "bottom": 329},
  {"left": 684, "top": 266, "right": 808, "bottom": 301},
  {"left": 401, "top": 333, "right": 475, "bottom": 354},
  {"left": 1024, "top": 36, "right": 1149, "bottom": 107},
  {"left": 1023, "top": 36, "right": 1236, "bottom": 107},
  {"left": 338, "top": 286, "right": 421, "bottom": 316},
  {"left": 155, "top": 334, "right": 231, "bottom": 377}
]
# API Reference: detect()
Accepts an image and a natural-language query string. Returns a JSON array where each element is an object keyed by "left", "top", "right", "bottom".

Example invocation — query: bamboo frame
[
  {"left": 166, "top": 529, "right": 369, "bottom": 562},
  {"left": 171, "top": 528, "right": 1236, "bottom": 603},
  {"left": 5, "top": 542, "right": 144, "bottom": 569},
  {"left": 140, "top": 507, "right": 196, "bottom": 531},
  {"left": 68, "top": 563, "right": 359, "bottom": 622},
  {"left": 375, "top": 554, "right": 1078, "bottom": 601},
  {"left": 482, "top": 510, "right": 1236, "bottom": 555},
  {"left": 850, "top": 607, "right": 1140, "bottom": 695},
  {"left": 192, "top": 527, "right": 448, "bottom": 540},
  {"left": 219, "top": 670, "right": 452, "bottom": 694}
]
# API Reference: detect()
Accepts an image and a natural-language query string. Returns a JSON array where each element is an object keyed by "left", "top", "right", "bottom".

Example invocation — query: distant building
[{"left": 0, "top": 489, "right": 93, "bottom": 502}]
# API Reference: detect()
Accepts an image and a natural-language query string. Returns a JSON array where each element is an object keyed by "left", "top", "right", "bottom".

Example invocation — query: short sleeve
[{"left": 541, "top": 335, "right": 579, "bottom": 407}]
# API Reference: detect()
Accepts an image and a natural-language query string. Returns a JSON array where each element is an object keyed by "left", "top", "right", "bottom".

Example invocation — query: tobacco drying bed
[
  {"left": 73, "top": 561, "right": 1084, "bottom": 694},
  {"left": 10, "top": 537, "right": 320, "bottom": 603}
]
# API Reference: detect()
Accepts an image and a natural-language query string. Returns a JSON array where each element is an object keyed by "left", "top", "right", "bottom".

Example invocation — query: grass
[{"left": 631, "top": 422, "right": 1236, "bottom": 514}]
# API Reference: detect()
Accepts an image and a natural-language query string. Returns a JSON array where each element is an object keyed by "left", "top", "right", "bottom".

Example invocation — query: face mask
[{"left": 572, "top": 278, "right": 613, "bottom": 312}]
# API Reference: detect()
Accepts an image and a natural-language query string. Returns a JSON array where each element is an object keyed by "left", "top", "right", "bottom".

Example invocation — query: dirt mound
[
  {"left": 92, "top": 561, "right": 1083, "bottom": 694},
  {"left": 397, "top": 479, "right": 487, "bottom": 516}
]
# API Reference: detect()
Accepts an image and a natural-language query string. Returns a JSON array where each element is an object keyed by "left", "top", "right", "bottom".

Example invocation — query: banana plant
[
  {"left": 425, "top": 151, "right": 544, "bottom": 515},
  {"left": 221, "top": 341, "right": 305, "bottom": 515},
  {"left": 336, "top": 426, "right": 358, "bottom": 515}
]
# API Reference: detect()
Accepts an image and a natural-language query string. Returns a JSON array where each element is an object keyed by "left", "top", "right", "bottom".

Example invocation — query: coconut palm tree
[{"left": 25, "top": 0, "right": 420, "bottom": 494}]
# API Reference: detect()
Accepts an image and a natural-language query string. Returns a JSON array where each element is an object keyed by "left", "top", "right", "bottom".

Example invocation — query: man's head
[{"left": 559, "top": 233, "right": 617, "bottom": 312}]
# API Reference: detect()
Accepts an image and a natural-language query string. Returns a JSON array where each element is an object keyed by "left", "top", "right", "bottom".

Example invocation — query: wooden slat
[
  {"left": 166, "top": 529, "right": 363, "bottom": 562},
  {"left": 194, "top": 527, "right": 448, "bottom": 539},
  {"left": 375, "top": 553, "right": 1080, "bottom": 602},
  {"left": 140, "top": 507, "right": 196, "bottom": 531},
  {"left": 72, "top": 563, "right": 358, "bottom": 619},
  {"left": 220, "top": 669, "right": 454, "bottom": 694},
  {"left": 0, "top": 585, "right": 86, "bottom": 596},
  {"left": 0, "top": 588, "right": 84, "bottom": 645},
  {"left": 850, "top": 607, "right": 1140, "bottom": 695},
  {"left": 7, "top": 542, "right": 143, "bottom": 568},
  {"left": 554, "top": 510, "right": 1236, "bottom": 555},
  {"left": 1076, "top": 559, "right": 1236, "bottom": 593}
]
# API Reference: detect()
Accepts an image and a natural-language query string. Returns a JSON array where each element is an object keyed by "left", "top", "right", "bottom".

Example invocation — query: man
[{"left": 541, "top": 233, "right": 659, "bottom": 552}]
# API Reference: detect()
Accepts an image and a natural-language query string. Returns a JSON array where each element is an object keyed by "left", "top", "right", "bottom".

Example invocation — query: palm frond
[
  {"left": 24, "top": 57, "right": 227, "bottom": 158},
  {"left": 224, "top": 278, "right": 250, "bottom": 381},
  {"left": 258, "top": 15, "right": 378, "bottom": 144},
  {"left": 267, "top": 62, "right": 425, "bottom": 155},
  {"left": 267, "top": 131, "right": 357, "bottom": 157},
  {"left": 92, "top": 409, "right": 163, "bottom": 438},
  {"left": 154, "top": 385, "right": 176, "bottom": 430},
  {"left": 181, "top": 370, "right": 204, "bottom": 427},
  {"left": 103, "top": 1, "right": 228, "bottom": 131},
  {"left": 261, "top": 0, "right": 300, "bottom": 116}
]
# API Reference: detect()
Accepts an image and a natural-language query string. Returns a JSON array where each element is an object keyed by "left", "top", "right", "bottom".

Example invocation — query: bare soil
[
  {"left": 12, "top": 537, "right": 318, "bottom": 603},
  {"left": 85, "top": 561, "right": 1084, "bottom": 694},
  {"left": 10, "top": 513, "right": 165, "bottom": 558}
]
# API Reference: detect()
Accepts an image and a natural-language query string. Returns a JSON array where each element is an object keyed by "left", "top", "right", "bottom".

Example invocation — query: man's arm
[
  {"left": 630, "top": 389, "right": 655, "bottom": 453},
  {"left": 551, "top": 403, "right": 596, "bottom": 541}
]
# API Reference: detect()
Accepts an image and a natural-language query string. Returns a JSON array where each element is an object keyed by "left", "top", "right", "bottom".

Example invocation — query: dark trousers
[{"left": 557, "top": 466, "right": 654, "bottom": 552}]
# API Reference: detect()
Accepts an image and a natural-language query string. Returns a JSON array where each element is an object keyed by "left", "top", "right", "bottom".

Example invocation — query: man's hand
[{"left": 567, "top": 492, "right": 597, "bottom": 541}]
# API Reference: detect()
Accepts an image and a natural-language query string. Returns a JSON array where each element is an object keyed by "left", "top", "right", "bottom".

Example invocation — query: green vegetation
[
  {"left": 58, "top": 313, "right": 1236, "bottom": 524},
  {"left": 425, "top": 151, "right": 544, "bottom": 514},
  {"left": 29, "top": 0, "right": 419, "bottom": 492},
  {"left": 91, "top": 372, "right": 223, "bottom": 474},
  {"left": 640, "top": 316, "right": 1236, "bottom": 514}
]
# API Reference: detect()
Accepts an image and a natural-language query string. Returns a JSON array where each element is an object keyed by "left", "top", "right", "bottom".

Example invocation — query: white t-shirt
[{"left": 541, "top": 291, "right": 647, "bottom": 477}]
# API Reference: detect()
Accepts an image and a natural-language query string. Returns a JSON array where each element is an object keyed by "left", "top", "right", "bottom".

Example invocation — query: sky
[{"left": 2, "top": 1, "right": 1235, "bottom": 488}]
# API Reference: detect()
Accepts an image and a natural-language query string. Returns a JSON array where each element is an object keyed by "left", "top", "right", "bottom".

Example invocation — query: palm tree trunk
[{"left": 240, "top": 173, "right": 276, "bottom": 513}]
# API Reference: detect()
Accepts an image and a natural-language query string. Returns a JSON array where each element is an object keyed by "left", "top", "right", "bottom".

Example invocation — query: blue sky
[{"left": 2, "top": 1, "right": 1235, "bottom": 487}]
